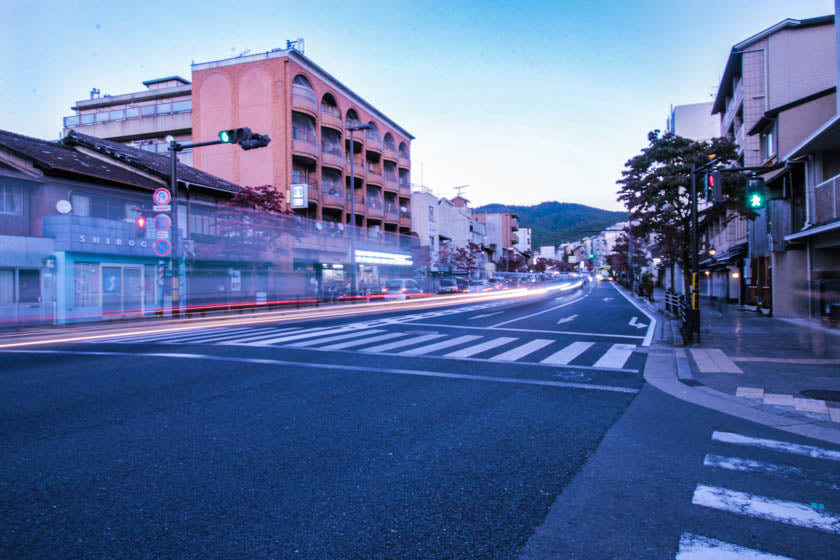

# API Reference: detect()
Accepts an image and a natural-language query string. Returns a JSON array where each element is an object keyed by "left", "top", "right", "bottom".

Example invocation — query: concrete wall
[
  {"left": 768, "top": 25, "right": 836, "bottom": 110},
  {"left": 778, "top": 93, "right": 837, "bottom": 156}
]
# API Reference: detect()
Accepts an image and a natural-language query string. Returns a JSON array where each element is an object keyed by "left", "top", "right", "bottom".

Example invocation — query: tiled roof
[
  {"left": 0, "top": 128, "right": 160, "bottom": 190},
  {"left": 63, "top": 130, "right": 240, "bottom": 193}
]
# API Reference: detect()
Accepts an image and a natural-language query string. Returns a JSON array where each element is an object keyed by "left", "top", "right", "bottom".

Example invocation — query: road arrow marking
[
  {"left": 469, "top": 311, "right": 504, "bottom": 320},
  {"left": 556, "top": 314, "right": 578, "bottom": 325},
  {"left": 603, "top": 297, "right": 613, "bottom": 302},
  {"left": 629, "top": 316, "right": 648, "bottom": 329}
]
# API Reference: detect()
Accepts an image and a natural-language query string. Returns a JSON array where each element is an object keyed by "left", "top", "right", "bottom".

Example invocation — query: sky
[{"left": 0, "top": 0, "right": 835, "bottom": 211}]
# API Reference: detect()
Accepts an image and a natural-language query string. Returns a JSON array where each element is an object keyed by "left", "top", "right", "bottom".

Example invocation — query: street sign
[
  {"left": 154, "top": 214, "right": 172, "bottom": 231},
  {"left": 156, "top": 231, "right": 170, "bottom": 239},
  {"left": 153, "top": 188, "right": 171, "bottom": 206},
  {"left": 290, "top": 183, "right": 309, "bottom": 209},
  {"left": 153, "top": 204, "right": 172, "bottom": 212},
  {"left": 153, "top": 238, "right": 172, "bottom": 257}
]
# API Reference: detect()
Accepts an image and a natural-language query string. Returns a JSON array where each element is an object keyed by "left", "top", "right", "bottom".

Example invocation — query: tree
[
  {"left": 616, "top": 130, "right": 746, "bottom": 295},
  {"left": 607, "top": 229, "right": 646, "bottom": 277}
]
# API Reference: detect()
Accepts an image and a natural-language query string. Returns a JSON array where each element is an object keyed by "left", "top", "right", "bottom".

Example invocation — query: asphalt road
[{"left": 10, "top": 280, "right": 835, "bottom": 558}]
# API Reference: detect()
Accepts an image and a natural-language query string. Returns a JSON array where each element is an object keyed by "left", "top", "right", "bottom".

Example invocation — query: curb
[{"left": 643, "top": 343, "right": 840, "bottom": 445}]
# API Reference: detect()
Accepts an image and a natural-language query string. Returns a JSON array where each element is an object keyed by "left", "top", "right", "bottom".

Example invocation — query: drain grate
[{"left": 800, "top": 390, "right": 840, "bottom": 403}]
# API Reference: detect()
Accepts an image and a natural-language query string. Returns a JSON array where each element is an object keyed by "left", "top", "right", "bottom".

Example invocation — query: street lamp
[{"left": 347, "top": 123, "right": 372, "bottom": 294}]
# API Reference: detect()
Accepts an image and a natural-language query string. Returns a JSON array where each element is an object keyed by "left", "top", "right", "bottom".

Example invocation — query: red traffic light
[
  {"left": 707, "top": 174, "right": 715, "bottom": 188},
  {"left": 136, "top": 216, "right": 147, "bottom": 228}
]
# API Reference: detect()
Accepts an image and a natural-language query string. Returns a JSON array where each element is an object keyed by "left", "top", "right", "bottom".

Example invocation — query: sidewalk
[{"left": 636, "top": 286, "right": 840, "bottom": 443}]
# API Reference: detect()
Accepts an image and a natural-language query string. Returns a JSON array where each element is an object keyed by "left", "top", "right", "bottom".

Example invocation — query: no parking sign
[{"left": 153, "top": 238, "right": 172, "bottom": 257}]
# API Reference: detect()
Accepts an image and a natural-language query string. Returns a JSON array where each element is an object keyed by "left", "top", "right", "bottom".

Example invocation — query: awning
[
  {"left": 699, "top": 243, "right": 747, "bottom": 270},
  {"left": 785, "top": 217, "right": 840, "bottom": 241}
]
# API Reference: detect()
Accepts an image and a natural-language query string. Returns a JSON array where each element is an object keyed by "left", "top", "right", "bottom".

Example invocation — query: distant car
[
  {"left": 488, "top": 277, "right": 504, "bottom": 290},
  {"left": 438, "top": 278, "right": 460, "bottom": 294},
  {"left": 468, "top": 279, "right": 493, "bottom": 293},
  {"left": 385, "top": 279, "right": 422, "bottom": 300}
]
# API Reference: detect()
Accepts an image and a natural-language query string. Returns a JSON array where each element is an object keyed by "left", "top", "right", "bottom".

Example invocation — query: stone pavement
[{"left": 646, "top": 286, "right": 840, "bottom": 435}]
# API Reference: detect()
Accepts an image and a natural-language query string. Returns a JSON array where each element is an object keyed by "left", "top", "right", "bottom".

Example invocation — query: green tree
[{"left": 616, "top": 131, "right": 746, "bottom": 295}]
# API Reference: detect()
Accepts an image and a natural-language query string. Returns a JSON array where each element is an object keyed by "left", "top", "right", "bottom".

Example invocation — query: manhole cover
[
  {"left": 800, "top": 390, "right": 840, "bottom": 403},
  {"left": 680, "top": 379, "right": 704, "bottom": 387}
]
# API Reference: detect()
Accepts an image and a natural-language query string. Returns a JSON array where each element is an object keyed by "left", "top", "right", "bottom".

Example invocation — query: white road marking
[
  {"left": 158, "top": 327, "right": 292, "bottom": 344},
  {"left": 319, "top": 332, "right": 409, "bottom": 350},
  {"left": 593, "top": 343, "right": 636, "bottom": 369},
  {"left": 705, "top": 348, "right": 744, "bottom": 373},
  {"left": 444, "top": 337, "right": 518, "bottom": 358},
  {"left": 284, "top": 329, "right": 385, "bottom": 348},
  {"left": 400, "top": 335, "right": 482, "bottom": 356},
  {"left": 735, "top": 387, "right": 764, "bottom": 398},
  {"left": 602, "top": 297, "right": 613, "bottom": 302},
  {"left": 691, "top": 484, "right": 840, "bottom": 534},
  {"left": 556, "top": 314, "right": 578, "bottom": 324},
  {"left": 403, "top": 322, "right": 644, "bottom": 340},
  {"left": 540, "top": 342, "right": 594, "bottom": 365},
  {"left": 628, "top": 316, "right": 647, "bottom": 329},
  {"left": 490, "top": 293, "right": 588, "bottom": 327},
  {"left": 490, "top": 339, "right": 554, "bottom": 362},
  {"left": 703, "top": 453, "right": 840, "bottom": 490},
  {"left": 362, "top": 334, "right": 445, "bottom": 353},
  {"left": 97, "top": 326, "right": 257, "bottom": 343},
  {"left": 468, "top": 312, "right": 504, "bottom": 320},
  {"left": 609, "top": 282, "right": 657, "bottom": 346},
  {"left": 224, "top": 325, "right": 364, "bottom": 346},
  {"left": 712, "top": 431, "right": 840, "bottom": 462},
  {"left": 676, "top": 532, "right": 794, "bottom": 559}
]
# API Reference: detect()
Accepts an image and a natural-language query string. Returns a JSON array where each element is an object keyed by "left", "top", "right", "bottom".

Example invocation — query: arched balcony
[
  {"left": 320, "top": 127, "right": 344, "bottom": 169},
  {"left": 291, "top": 74, "right": 317, "bottom": 116},
  {"left": 292, "top": 112, "right": 318, "bottom": 160},
  {"left": 320, "top": 92, "right": 343, "bottom": 130},
  {"left": 365, "top": 122, "right": 382, "bottom": 153},
  {"left": 398, "top": 142, "right": 410, "bottom": 167}
]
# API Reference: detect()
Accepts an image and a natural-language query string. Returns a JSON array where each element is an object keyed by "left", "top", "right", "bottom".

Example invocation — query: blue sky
[{"left": 0, "top": 0, "right": 834, "bottom": 211}]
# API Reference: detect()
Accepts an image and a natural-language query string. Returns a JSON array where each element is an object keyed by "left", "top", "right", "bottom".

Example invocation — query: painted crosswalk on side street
[
  {"left": 675, "top": 430, "right": 840, "bottom": 559},
  {"left": 81, "top": 323, "right": 644, "bottom": 371}
]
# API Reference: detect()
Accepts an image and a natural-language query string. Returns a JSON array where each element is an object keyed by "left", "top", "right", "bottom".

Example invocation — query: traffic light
[
  {"left": 746, "top": 177, "right": 766, "bottom": 210},
  {"left": 135, "top": 215, "right": 147, "bottom": 237},
  {"left": 705, "top": 170, "right": 723, "bottom": 203},
  {"left": 218, "top": 128, "right": 271, "bottom": 150},
  {"left": 589, "top": 253, "right": 595, "bottom": 260}
]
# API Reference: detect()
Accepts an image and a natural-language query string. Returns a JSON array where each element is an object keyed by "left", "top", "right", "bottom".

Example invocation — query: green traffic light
[
  {"left": 748, "top": 192, "right": 765, "bottom": 209},
  {"left": 219, "top": 130, "right": 232, "bottom": 143}
]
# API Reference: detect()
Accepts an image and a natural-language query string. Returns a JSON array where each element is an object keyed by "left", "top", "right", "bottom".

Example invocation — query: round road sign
[
  {"left": 154, "top": 213, "right": 172, "bottom": 231},
  {"left": 153, "top": 238, "right": 172, "bottom": 257},
  {"left": 153, "top": 188, "right": 171, "bottom": 206}
]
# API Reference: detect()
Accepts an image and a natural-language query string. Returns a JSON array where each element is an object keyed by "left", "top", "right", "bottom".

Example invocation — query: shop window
[
  {"left": 0, "top": 184, "right": 22, "bottom": 215},
  {"left": 18, "top": 270, "right": 40, "bottom": 303},
  {"left": 0, "top": 269, "right": 12, "bottom": 304},
  {"left": 74, "top": 262, "right": 100, "bottom": 308}
]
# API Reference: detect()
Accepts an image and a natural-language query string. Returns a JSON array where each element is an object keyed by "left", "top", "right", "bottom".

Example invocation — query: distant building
[
  {"left": 473, "top": 210, "right": 520, "bottom": 270},
  {"left": 667, "top": 102, "right": 719, "bottom": 141}
]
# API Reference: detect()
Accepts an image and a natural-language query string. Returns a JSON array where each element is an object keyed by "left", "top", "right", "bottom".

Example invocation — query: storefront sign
[
  {"left": 354, "top": 249, "right": 413, "bottom": 266},
  {"left": 79, "top": 234, "right": 149, "bottom": 248},
  {"left": 229, "top": 269, "right": 241, "bottom": 292},
  {"left": 103, "top": 269, "right": 121, "bottom": 293},
  {"left": 290, "top": 184, "right": 309, "bottom": 209}
]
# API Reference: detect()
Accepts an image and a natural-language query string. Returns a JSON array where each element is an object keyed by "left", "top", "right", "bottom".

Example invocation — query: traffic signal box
[
  {"left": 705, "top": 170, "right": 723, "bottom": 203},
  {"left": 135, "top": 215, "right": 147, "bottom": 238},
  {"left": 746, "top": 177, "right": 766, "bottom": 210},
  {"left": 219, "top": 128, "right": 271, "bottom": 150}
]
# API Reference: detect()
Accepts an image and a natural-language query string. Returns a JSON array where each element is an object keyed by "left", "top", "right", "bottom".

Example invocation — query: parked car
[
  {"left": 468, "top": 279, "right": 493, "bottom": 293},
  {"left": 438, "top": 277, "right": 460, "bottom": 294},
  {"left": 384, "top": 278, "right": 422, "bottom": 300}
]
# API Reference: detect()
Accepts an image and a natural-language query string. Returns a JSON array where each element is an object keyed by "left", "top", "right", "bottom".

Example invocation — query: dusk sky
[{"left": 1, "top": 0, "right": 834, "bottom": 211}]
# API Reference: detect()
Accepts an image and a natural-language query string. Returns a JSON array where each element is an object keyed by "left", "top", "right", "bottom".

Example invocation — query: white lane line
[
  {"left": 592, "top": 343, "right": 636, "bottom": 369},
  {"left": 691, "top": 484, "right": 840, "bottom": 534},
  {"left": 284, "top": 329, "right": 385, "bottom": 348},
  {"left": 609, "top": 282, "right": 657, "bottom": 346},
  {"left": 490, "top": 295, "right": 587, "bottom": 328},
  {"left": 0, "top": 349, "right": 640, "bottom": 394},
  {"left": 676, "top": 532, "right": 794, "bottom": 559},
  {"left": 363, "top": 334, "right": 445, "bottom": 353},
  {"left": 704, "top": 454, "right": 840, "bottom": 490},
  {"left": 490, "top": 339, "right": 554, "bottom": 362},
  {"left": 399, "top": 335, "right": 482, "bottom": 356},
  {"left": 223, "top": 325, "right": 365, "bottom": 346},
  {"left": 319, "top": 332, "right": 409, "bottom": 350},
  {"left": 712, "top": 431, "right": 840, "bottom": 462},
  {"left": 444, "top": 337, "right": 518, "bottom": 358},
  {"left": 399, "top": 322, "right": 644, "bottom": 339},
  {"left": 540, "top": 342, "right": 594, "bottom": 365},
  {"left": 468, "top": 311, "right": 504, "bottom": 320}
]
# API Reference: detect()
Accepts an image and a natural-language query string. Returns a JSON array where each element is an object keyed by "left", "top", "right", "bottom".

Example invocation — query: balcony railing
[
  {"left": 64, "top": 100, "right": 192, "bottom": 128},
  {"left": 814, "top": 174, "right": 840, "bottom": 224}
]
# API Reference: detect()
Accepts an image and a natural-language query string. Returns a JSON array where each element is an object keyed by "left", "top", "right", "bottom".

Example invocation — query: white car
[{"left": 384, "top": 279, "right": 422, "bottom": 300}]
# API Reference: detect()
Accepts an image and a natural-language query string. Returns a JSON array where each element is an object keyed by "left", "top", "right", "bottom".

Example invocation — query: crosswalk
[
  {"left": 675, "top": 430, "right": 840, "bottom": 559},
  {"left": 83, "top": 323, "right": 643, "bottom": 371}
]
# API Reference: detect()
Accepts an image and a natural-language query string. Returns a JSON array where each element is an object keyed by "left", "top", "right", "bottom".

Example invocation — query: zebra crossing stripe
[
  {"left": 444, "top": 337, "right": 518, "bottom": 358},
  {"left": 703, "top": 454, "right": 840, "bottom": 491},
  {"left": 711, "top": 431, "right": 840, "bottom": 462},
  {"left": 490, "top": 339, "right": 553, "bottom": 362},
  {"left": 593, "top": 343, "right": 636, "bottom": 369},
  {"left": 362, "top": 334, "right": 445, "bottom": 353},
  {"left": 285, "top": 329, "right": 385, "bottom": 348},
  {"left": 691, "top": 484, "right": 840, "bottom": 534},
  {"left": 223, "top": 325, "right": 365, "bottom": 346},
  {"left": 319, "top": 332, "right": 409, "bottom": 350},
  {"left": 676, "top": 533, "right": 793, "bottom": 559},
  {"left": 399, "top": 335, "right": 482, "bottom": 356},
  {"left": 540, "top": 341, "right": 594, "bottom": 365},
  {"left": 155, "top": 327, "right": 289, "bottom": 344}
]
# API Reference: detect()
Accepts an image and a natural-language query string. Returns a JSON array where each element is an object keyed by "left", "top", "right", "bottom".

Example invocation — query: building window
[
  {"left": 18, "top": 269, "right": 40, "bottom": 303},
  {"left": 0, "top": 269, "right": 13, "bottom": 304},
  {"left": 761, "top": 125, "right": 776, "bottom": 162},
  {"left": 0, "top": 184, "right": 23, "bottom": 215},
  {"left": 428, "top": 206, "right": 435, "bottom": 222},
  {"left": 74, "top": 262, "right": 100, "bottom": 308}
]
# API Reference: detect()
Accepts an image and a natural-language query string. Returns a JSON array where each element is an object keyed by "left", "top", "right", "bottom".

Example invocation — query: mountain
[{"left": 475, "top": 201, "right": 628, "bottom": 249}]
